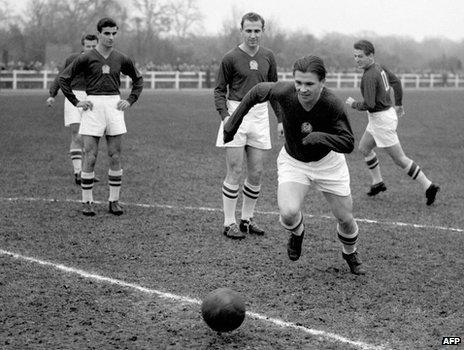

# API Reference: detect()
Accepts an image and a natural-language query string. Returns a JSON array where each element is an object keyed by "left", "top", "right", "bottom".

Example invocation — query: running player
[
  {"left": 345, "top": 40, "right": 439, "bottom": 205},
  {"left": 224, "top": 55, "right": 365, "bottom": 275},
  {"left": 214, "top": 12, "right": 280, "bottom": 239},
  {"left": 59, "top": 17, "right": 143, "bottom": 216},
  {"left": 46, "top": 34, "right": 98, "bottom": 185}
]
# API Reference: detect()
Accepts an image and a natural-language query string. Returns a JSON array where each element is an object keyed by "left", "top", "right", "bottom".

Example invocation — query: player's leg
[
  {"left": 222, "top": 147, "right": 245, "bottom": 239},
  {"left": 81, "top": 135, "right": 100, "bottom": 216},
  {"left": 323, "top": 192, "right": 365, "bottom": 275},
  {"left": 106, "top": 134, "right": 124, "bottom": 215},
  {"left": 384, "top": 142, "right": 439, "bottom": 205},
  {"left": 239, "top": 145, "right": 266, "bottom": 235},
  {"left": 68, "top": 123, "right": 83, "bottom": 184},
  {"left": 278, "top": 181, "right": 309, "bottom": 261},
  {"left": 359, "top": 130, "right": 386, "bottom": 196}
]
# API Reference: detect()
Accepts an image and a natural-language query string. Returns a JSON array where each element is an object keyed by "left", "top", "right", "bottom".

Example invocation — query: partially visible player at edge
[
  {"left": 46, "top": 34, "right": 98, "bottom": 185},
  {"left": 224, "top": 55, "right": 365, "bottom": 275},
  {"left": 346, "top": 40, "right": 439, "bottom": 205},
  {"left": 59, "top": 17, "right": 143, "bottom": 216},
  {"left": 214, "top": 12, "right": 281, "bottom": 239}
]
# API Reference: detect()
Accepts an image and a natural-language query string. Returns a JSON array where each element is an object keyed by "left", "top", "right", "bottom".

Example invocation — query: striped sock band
[
  {"left": 241, "top": 181, "right": 261, "bottom": 221},
  {"left": 222, "top": 182, "right": 239, "bottom": 226},
  {"left": 365, "top": 153, "right": 379, "bottom": 169},
  {"left": 81, "top": 171, "right": 94, "bottom": 203},
  {"left": 406, "top": 161, "right": 421, "bottom": 179},
  {"left": 69, "top": 149, "right": 82, "bottom": 174},
  {"left": 108, "top": 169, "right": 123, "bottom": 202},
  {"left": 365, "top": 151, "right": 383, "bottom": 184},
  {"left": 337, "top": 221, "right": 359, "bottom": 254},
  {"left": 405, "top": 161, "right": 432, "bottom": 190}
]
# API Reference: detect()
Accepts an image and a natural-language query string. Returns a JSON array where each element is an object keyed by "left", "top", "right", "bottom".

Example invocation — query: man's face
[
  {"left": 241, "top": 20, "right": 263, "bottom": 49},
  {"left": 82, "top": 39, "right": 98, "bottom": 51},
  {"left": 354, "top": 49, "right": 373, "bottom": 69},
  {"left": 294, "top": 70, "right": 325, "bottom": 105},
  {"left": 98, "top": 26, "right": 118, "bottom": 48}
]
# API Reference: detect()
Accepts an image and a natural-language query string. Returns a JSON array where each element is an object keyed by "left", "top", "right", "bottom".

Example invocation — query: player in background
[
  {"left": 214, "top": 12, "right": 281, "bottom": 239},
  {"left": 345, "top": 40, "right": 439, "bottom": 205},
  {"left": 59, "top": 17, "right": 143, "bottom": 216},
  {"left": 46, "top": 34, "right": 98, "bottom": 185},
  {"left": 224, "top": 56, "right": 365, "bottom": 275}
]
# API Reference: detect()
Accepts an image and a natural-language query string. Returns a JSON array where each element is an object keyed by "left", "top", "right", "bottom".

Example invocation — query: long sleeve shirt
[
  {"left": 48, "top": 52, "right": 85, "bottom": 97},
  {"left": 352, "top": 63, "right": 403, "bottom": 113},
  {"left": 59, "top": 48, "right": 143, "bottom": 106},
  {"left": 214, "top": 46, "right": 278, "bottom": 120},
  {"left": 224, "top": 82, "right": 354, "bottom": 162}
]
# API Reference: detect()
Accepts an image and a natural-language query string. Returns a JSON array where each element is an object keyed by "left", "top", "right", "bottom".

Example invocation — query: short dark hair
[
  {"left": 292, "top": 55, "right": 327, "bottom": 81},
  {"left": 97, "top": 17, "right": 118, "bottom": 33},
  {"left": 354, "top": 40, "right": 375, "bottom": 55},
  {"left": 81, "top": 34, "right": 98, "bottom": 45},
  {"left": 240, "top": 12, "right": 265, "bottom": 29}
]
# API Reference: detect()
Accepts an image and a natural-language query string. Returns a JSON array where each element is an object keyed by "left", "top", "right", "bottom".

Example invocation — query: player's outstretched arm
[{"left": 223, "top": 82, "right": 275, "bottom": 143}]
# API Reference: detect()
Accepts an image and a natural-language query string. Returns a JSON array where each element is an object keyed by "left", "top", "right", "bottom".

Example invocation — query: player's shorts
[
  {"left": 366, "top": 107, "right": 399, "bottom": 148},
  {"left": 277, "top": 147, "right": 351, "bottom": 196},
  {"left": 215, "top": 100, "right": 271, "bottom": 150},
  {"left": 64, "top": 90, "right": 87, "bottom": 126},
  {"left": 79, "top": 95, "right": 126, "bottom": 137}
]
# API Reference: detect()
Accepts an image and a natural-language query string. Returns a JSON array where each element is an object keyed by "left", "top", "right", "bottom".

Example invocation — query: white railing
[{"left": 1, "top": 70, "right": 464, "bottom": 89}]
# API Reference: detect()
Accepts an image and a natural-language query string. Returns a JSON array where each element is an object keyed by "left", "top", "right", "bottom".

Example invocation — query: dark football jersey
[
  {"left": 59, "top": 48, "right": 143, "bottom": 106},
  {"left": 49, "top": 52, "right": 86, "bottom": 97},
  {"left": 214, "top": 46, "right": 278, "bottom": 119},
  {"left": 352, "top": 63, "right": 403, "bottom": 112},
  {"left": 224, "top": 82, "right": 354, "bottom": 162}
]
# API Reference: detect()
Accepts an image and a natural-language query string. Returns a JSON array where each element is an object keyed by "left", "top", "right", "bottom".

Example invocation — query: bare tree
[
  {"left": 131, "top": 0, "right": 171, "bottom": 41},
  {"left": 167, "top": 0, "right": 203, "bottom": 38}
]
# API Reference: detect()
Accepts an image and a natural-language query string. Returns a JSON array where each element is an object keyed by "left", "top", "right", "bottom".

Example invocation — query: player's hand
[
  {"left": 345, "top": 97, "right": 356, "bottom": 107},
  {"left": 302, "top": 133, "right": 313, "bottom": 145},
  {"left": 301, "top": 122, "right": 313, "bottom": 134},
  {"left": 395, "top": 106, "right": 405, "bottom": 118},
  {"left": 46, "top": 97, "right": 55, "bottom": 107},
  {"left": 77, "top": 100, "right": 93, "bottom": 111},
  {"left": 277, "top": 122, "right": 284, "bottom": 139},
  {"left": 117, "top": 99, "right": 131, "bottom": 111}
]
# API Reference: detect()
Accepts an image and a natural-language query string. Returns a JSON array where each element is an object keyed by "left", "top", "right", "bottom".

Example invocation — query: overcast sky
[{"left": 8, "top": 0, "right": 464, "bottom": 42}]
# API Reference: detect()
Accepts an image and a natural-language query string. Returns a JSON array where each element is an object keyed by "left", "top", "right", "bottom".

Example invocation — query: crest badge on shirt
[
  {"left": 249, "top": 60, "right": 258, "bottom": 70},
  {"left": 102, "top": 64, "right": 110, "bottom": 74}
]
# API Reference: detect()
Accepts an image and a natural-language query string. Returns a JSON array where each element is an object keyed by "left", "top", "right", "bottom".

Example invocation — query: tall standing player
[
  {"left": 224, "top": 56, "right": 365, "bottom": 275},
  {"left": 345, "top": 40, "right": 439, "bottom": 205},
  {"left": 46, "top": 34, "right": 98, "bottom": 185},
  {"left": 59, "top": 17, "right": 143, "bottom": 216},
  {"left": 214, "top": 12, "right": 281, "bottom": 239}
]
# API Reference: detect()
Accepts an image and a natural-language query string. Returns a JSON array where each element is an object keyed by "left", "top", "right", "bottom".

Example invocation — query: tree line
[{"left": 1, "top": 0, "right": 463, "bottom": 73}]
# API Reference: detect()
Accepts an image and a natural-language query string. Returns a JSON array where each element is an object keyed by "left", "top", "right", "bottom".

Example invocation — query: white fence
[{"left": 1, "top": 70, "right": 464, "bottom": 89}]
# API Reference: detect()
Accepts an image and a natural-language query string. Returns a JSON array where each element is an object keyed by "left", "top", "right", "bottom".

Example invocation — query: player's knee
[
  {"left": 108, "top": 150, "right": 121, "bottom": 164},
  {"left": 227, "top": 163, "right": 243, "bottom": 180},
  {"left": 337, "top": 216, "right": 355, "bottom": 232},
  {"left": 358, "top": 146, "right": 371, "bottom": 157},
  {"left": 83, "top": 150, "right": 97, "bottom": 167},
  {"left": 279, "top": 205, "right": 300, "bottom": 226},
  {"left": 247, "top": 167, "right": 263, "bottom": 183},
  {"left": 396, "top": 156, "right": 411, "bottom": 169}
]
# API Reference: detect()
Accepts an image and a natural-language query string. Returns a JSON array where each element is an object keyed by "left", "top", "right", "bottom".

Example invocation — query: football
[{"left": 201, "top": 287, "right": 246, "bottom": 332}]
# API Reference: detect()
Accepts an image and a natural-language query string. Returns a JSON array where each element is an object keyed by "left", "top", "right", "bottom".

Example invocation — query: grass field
[{"left": 0, "top": 88, "right": 463, "bottom": 350}]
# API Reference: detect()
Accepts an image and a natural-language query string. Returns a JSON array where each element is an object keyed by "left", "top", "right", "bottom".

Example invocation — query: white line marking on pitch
[
  {"left": 0, "top": 249, "right": 389, "bottom": 350},
  {"left": 2, "top": 196, "right": 463, "bottom": 233}
]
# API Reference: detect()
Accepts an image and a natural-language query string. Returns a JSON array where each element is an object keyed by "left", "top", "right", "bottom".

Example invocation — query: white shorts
[
  {"left": 64, "top": 90, "right": 87, "bottom": 126},
  {"left": 277, "top": 147, "right": 351, "bottom": 196},
  {"left": 366, "top": 107, "right": 399, "bottom": 148},
  {"left": 216, "top": 100, "right": 271, "bottom": 149},
  {"left": 79, "top": 95, "right": 126, "bottom": 137}
]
